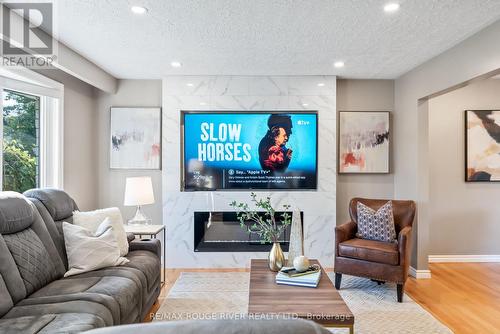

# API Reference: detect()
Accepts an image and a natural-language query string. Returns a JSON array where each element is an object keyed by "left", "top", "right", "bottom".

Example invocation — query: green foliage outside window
[
  {"left": 2, "top": 90, "right": 39, "bottom": 193},
  {"left": 3, "top": 140, "right": 37, "bottom": 192}
]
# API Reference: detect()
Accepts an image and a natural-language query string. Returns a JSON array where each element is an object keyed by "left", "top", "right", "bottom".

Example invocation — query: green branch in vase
[{"left": 230, "top": 193, "right": 292, "bottom": 244}]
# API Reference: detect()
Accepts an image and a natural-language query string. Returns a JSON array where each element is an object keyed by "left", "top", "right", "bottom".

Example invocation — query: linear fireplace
[{"left": 194, "top": 211, "right": 303, "bottom": 252}]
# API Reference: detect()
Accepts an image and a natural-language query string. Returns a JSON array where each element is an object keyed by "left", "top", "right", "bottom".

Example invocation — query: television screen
[{"left": 182, "top": 111, "right": 317, "bottom": 191}]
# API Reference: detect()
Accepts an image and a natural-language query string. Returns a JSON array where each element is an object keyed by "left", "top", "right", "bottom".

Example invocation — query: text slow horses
[{"left": 198, "top": 122, "right": 252, "bottom": 162}]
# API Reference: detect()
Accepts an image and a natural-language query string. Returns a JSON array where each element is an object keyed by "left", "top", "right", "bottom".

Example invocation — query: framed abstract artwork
[
  {"left": 338, "top": 111, "right": 390, "bottom": 174},
  {"left": 110, "top": 107, "right": 161, "bottom": 169},
  {"left": 465, "top": 110, "right": 500, "bottom": 182}
]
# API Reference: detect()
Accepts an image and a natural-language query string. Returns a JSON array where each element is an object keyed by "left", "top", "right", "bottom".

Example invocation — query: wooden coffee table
[{"left": 248, "top": 259, "right": 354, "bottom": 333}]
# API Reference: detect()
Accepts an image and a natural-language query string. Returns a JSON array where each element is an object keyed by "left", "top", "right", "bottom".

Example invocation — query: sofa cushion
[
  {"left": 23, "top": 274, "right": 143, "bottom": 324},
  {"left": 3, "top": 228, "right": 58, "bottom": 295},
  {"left": 28, "top": 198, "right": 68, "bottom": 268},
  {"left": 0, "top": 313, "right": 105, "bottom": 334},
  {"left": 64, "top": 250, "right": 161, "bottom": 317},
  {"left": 339, "top": 238, "right": 399, "bottom": 265},
  {"left": 0, "top": 192, "right": 66, "bottom": 303},
  {"left": 0, "top": 314, "right": 56, "bottom": 334},
  {"left": 4, "top": 300, "right": 114, "bottom": 327},
  {"left": 67, "top": 264, "right": 153, "bottom": 318},
  {"left": 61, "top": 250, "right": 161, "bottom": 320},
  {"left": 0, "top": 274, "right": 14, "bottom": 317},
  {"left": 23, "top": 277, "right": 121, "bottom": 323},
  {"left": 0, "top": 192, "right": 34, "bottom": 234},
  {"left": 24, "top": 188, "right": 77, "bottom": 222},
  {"left": 64, "top": 276, "right": 140, "bottom": 323},
  {"left": 0, "top": 236, "right": 27, "bottom": 303},
  {"left": 39, "top": 313, "right": 106, "bottom": 333}
]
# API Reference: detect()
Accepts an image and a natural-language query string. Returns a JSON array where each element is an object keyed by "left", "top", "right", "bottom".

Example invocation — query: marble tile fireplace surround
[{"left": 162, "top": 76, "right": 336, "bottom": 268}]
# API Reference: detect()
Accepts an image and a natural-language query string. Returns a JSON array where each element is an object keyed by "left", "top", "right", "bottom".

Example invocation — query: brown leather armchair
[{"left": 334, "top": 198, "right": 416, "bottom": 302}]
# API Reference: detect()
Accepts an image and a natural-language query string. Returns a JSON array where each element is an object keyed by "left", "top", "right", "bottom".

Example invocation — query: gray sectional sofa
[{"left": 0, "top": 189, "right": 161, "bottom": 333}]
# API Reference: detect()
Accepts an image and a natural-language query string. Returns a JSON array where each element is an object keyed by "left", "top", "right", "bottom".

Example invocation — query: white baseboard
[
  {"left": 408, "top": 255, "right": 500, "bottom": 279},
  {"left": 428, "top": 255, "right": 500, "bottom": 263},
  {"left": 409, "top": 266, "right": 431, "bottom": 279}
]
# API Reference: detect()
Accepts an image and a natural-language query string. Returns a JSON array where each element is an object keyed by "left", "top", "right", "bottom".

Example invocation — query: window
[
  {"left": 2, "top": 90, "right": 41, "bottom": 192},
  {"left": 0, "top": 66, "right": 64, "bottom": 192}
]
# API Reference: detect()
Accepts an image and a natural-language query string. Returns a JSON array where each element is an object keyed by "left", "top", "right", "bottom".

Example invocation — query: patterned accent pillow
[{"left": 356, "top": 201, "right": 397, "bottom": 243}]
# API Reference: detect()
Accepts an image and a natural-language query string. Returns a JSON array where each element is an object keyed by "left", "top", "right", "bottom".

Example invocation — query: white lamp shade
[{"left": 124, "top": 177, "right": 155, "bottom": 206}]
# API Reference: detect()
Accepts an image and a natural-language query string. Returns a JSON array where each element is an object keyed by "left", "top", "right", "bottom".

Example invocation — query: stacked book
[{"left": 275, "top": 266, "right": 321, "bottom": 288}]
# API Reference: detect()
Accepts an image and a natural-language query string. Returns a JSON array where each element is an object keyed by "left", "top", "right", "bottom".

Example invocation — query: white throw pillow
[
  {"left": 63, "top": 218, "right": 129, "bottom": 277},
  {"left": 73, "top": 207, "right": 128, "bottom": 256}
]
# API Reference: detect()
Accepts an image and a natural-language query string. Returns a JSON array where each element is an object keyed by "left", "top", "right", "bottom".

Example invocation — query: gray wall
[
  {"left": 36, "top": 69, "right": 98, "bottom": 210},
  {"left": 428, "top": 79, "right": 500, "bottom": 255},
  {"left": 395, "top": 19, "right": 500, "bottom": 270},
  {"left": 96, "top": 80, "right": 163, "bottom": 225},
  {"left": 336, "top": 79, "right": 395, "bottom": 225}
]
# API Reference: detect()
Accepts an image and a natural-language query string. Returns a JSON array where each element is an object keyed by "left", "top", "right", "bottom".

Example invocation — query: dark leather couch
[
  {"left": 0, "top": 189, "right": 161, "bottom": 333},
  {"left": 334, "top": 198, "right": 416, "bottom": 302}
]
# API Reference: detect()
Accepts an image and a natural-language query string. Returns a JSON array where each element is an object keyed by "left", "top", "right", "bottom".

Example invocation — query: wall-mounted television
[{"left": 181, "top": 111, "right": 318, "bottom": 191}]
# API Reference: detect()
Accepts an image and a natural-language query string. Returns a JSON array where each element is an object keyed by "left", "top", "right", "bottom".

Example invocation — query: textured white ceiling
[{"left": 54, "top": 0, "right": 500, "bottom": 79}]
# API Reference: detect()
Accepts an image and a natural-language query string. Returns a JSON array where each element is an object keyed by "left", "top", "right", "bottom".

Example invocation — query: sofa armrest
[
  {"left": 335, "top": 221, "right": 357, "bottom": 255},
  {"left": 129, "top": 238, "right": 161, "bottom": 258},
  {"left": 126, "top": 232, "right": 135, "bottom": 243},
  {"left": 398, "top": 226, "right": 412, "bottom": 270}
]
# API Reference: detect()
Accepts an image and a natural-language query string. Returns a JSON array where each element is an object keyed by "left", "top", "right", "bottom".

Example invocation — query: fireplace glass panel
[{"left": 194, "top": 211, "right": 303, "bottom": 252}]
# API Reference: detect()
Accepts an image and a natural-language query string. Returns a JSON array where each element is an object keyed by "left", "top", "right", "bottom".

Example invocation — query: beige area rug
[{"left": 154, "top": 272, "right": 452, "bottom": 334}]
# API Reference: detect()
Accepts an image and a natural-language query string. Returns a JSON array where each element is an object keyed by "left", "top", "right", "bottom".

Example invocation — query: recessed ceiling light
[
  {"left": 317, "top": 83, "right": 325, "bottom": 87},
  {"left": 199, "top": 102, "right": 207, "bottom": 106},
  {"left": 334, "top": 61, "right": 345, "bottom": 68},
  {"left": 384, "top": 3, "right": 400, "bottom": 13},
  {"left": 186, "top": 83, "right": 194, "bottom": 87},
  {"left": 302, "top": 103, "right": 309, "bottom": 107},
  {"left": 130, "top": 6, "right": 148, "bottom": 14},
  {"left": 170, "top": 61, "right": 182, "bottom": 68}
]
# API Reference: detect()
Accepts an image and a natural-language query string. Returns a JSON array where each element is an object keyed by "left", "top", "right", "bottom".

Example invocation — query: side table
[{"left": 124, "top": 224, "right": 166, "bottom": 287}]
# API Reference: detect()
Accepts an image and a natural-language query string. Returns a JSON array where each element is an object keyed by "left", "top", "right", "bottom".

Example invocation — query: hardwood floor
[
  {"left": 147, "top": 263, "right": 500, "bottom": 333},
  {"left": 405, "top": 263, "right": 500, "bottom": 334}
]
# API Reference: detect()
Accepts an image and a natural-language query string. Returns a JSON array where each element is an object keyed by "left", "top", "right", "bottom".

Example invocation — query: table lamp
[{"left": 124, "top": 176, "right": 154, "bottom": 225}]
